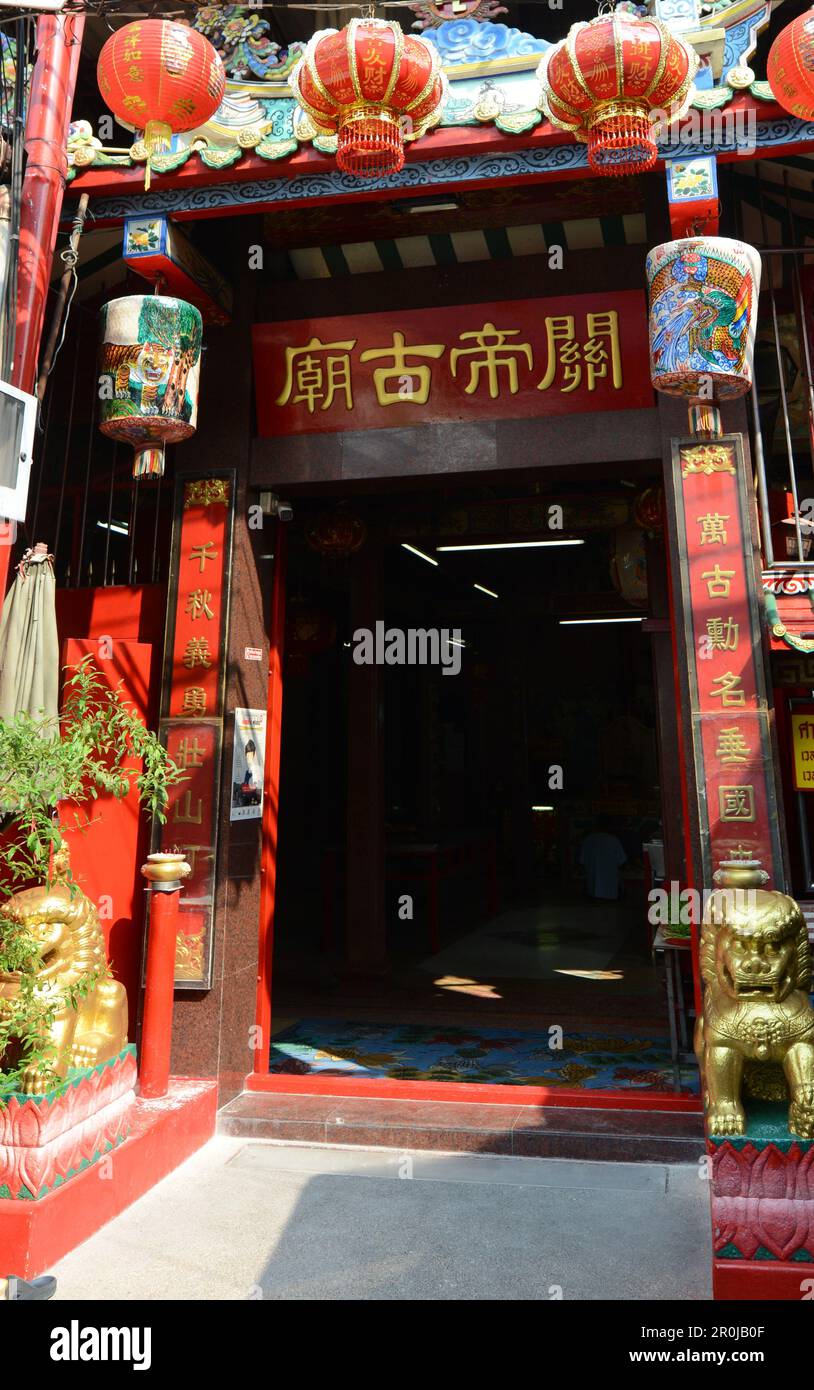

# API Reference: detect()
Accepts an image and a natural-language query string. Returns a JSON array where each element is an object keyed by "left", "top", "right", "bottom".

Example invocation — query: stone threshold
[{"left": 218, "top": 1091, "right": 704, "bottom": 1163}]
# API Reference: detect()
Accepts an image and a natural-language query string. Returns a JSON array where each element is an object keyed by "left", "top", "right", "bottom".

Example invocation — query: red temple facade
[{"left": 3, "top": 0, "right": 814, "bottom": 1300}]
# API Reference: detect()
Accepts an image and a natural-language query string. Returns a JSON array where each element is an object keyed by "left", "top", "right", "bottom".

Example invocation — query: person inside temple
[{"left": 579, "top": 816, "right": 628, "bottom": 901}]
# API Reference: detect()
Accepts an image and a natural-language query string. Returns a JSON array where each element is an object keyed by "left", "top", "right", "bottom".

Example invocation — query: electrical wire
[{"left": 46, "top": 217, "right": 85, "bottom": 380}]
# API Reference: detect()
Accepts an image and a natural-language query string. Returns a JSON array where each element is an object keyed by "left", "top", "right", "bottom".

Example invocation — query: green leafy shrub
[{"left": 0, "top": 657, "right": 183, "bottom": 1095}]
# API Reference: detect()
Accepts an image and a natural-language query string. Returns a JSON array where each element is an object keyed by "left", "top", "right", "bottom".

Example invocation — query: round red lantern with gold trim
[
  {"left": 97, "top": 20, "right": 225, "bottom": 170},
  {"left": 537, "top": 12, "right": 697, "bottom": 176},
  {"left": 633, "top": 486, "right": 664, "bottom": 534},
  {"left": 290, "top": 18, "right": 446, "bottom": 178},
  {"left": 286, "top": 601, "right": 337, "bottom": 657},
  {"left": 767, "top": 7, "right": 814, "bottom": 122},
  {"left": 306, "top": 507, "right": 367, "bottom": 559}
]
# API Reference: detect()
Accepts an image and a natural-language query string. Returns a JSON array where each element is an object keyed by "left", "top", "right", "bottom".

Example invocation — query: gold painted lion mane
[{"left": 0, "top": 851, "right": 127, "bottom": 1094}]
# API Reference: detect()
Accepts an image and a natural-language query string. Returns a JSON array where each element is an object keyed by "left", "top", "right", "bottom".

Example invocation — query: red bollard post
[{"left": 139, "top": 853, "right": 190, "bottom": 1100}]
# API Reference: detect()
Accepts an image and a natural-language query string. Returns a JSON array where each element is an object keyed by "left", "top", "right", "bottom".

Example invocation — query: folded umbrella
[{"left": 0, "top": 542, "right": 59, "bottom": 731}]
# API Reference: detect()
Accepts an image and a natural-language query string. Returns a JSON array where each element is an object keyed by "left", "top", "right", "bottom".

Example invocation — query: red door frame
[
  {"left": 253, "top": 521, "right": 288, "bottom": 1073},
  {"left": 246, "top": 517, "right": 700, "bottom": 1114}
]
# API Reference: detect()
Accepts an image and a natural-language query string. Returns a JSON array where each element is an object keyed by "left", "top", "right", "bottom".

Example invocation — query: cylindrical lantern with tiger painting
[{"left": 98, "top": 295, "right": 203, "bottom": 479}]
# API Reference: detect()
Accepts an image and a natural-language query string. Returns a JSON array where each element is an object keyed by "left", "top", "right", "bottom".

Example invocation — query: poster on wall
[{"left": 230, "top": 708, "right": 266, "bottom": 821}]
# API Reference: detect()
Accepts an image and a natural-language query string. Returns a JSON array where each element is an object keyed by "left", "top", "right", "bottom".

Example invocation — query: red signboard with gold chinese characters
[
  {"left": 791, "top": 705, "right": 814, "bottom": 792},
  {"left": 252, "top": 292, "right": 652, "bottom": 437},
  {"left": 151, "top": 473, "right": 235, "bottom": 988},
  {"left": 670, "top": 437, "right": 785, "bottom": 886}
]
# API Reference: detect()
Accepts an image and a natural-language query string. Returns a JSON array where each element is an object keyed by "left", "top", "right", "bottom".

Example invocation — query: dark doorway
[{"left": 267, "top": 476, "right": 695, "bottom": 1097}]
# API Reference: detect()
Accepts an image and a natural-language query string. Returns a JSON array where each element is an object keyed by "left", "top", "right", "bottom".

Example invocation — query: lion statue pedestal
[{"left": 698, "top": 854, "right": 814, "bottom": 1296}]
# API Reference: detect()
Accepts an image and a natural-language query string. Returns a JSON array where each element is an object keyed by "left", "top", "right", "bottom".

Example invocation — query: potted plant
[{"left": 0, "top": 656, "right": 182, "bottom": 1100}]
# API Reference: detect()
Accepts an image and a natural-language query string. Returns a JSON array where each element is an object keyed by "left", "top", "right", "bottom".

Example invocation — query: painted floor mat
[{"left": 269, "top": 1018, "right": 699, "bottom": 1093}]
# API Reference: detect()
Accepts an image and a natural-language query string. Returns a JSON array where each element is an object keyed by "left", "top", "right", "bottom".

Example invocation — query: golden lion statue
[
  {"left": 696, "top": 864, "right": 814, "bottom": 1138},
  {"left": 0, "top": 852, "right": 127, "bottom": 1094}
]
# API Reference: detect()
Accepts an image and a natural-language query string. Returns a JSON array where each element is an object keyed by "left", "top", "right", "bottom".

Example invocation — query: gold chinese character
[
  {"left": 583, "top": 311, "right": 622, "bottom": 391},
  {"left": 179, "top": 845, "right": 214, "bottom": 875},
  {"left": 176, "top": 736, "right": 206, "bottom": 769},
  {"left": 716, "top": 727, "right": 752, "bottom": 765},
  {"left": 719, "top": 785, "right": 755, "bottom": 822},
  {"left": 180, "top": 686, "right": 207, "bottom": 716},
  {"left": 173, "top": 790, "right": 203, "bottom": 825},
  {"left": 702, "top": 565, "right": 736, "bottom": 598},
  {"left": 170, "top": 97, "right": 196, "bottom": 120},
  {"left": 537, "top": 316, "right": 581, "bottom": 393},
  {"left": 183, "top": 637, "right": 213, "bottom": 670},
  {"left": 706, "top": 617, "right": 739, "bottom": 651},
  {"left": 186, "top": 588, "right": 215, "bottom": 622},
  {"left": 359, "top": 331, "right": 444, "bottom": 406},
  {"left": 710, "top": 671, "right": 746, "bottom": 708},
  {"left": 276, "top": 337, "right": 356, "bottom": 413},
  {"left": 698, "top": 512, "right": 730, "bottom": 546},
  {"left": 450, "top": 323, "right": 533, "bottom": 399},
  {"left": 360, "top": 44, "right": 387, "bottom": 94},
  {"left": 190, "top": 541, "right": 218, "bottom": 573}
]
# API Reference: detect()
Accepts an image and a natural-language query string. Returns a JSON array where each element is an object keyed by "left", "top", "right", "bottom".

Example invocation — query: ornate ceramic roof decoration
[
  {"left": 190, "top": 5, "right": 305, "bottom": 83},
  {"left": 421, "top": 17, "right": 548, "bottom": 67},
  {"left": 67, "top": 3, "right": 799, "bottom": 185},
  {"left": 409, "top": 1, "right": 508, "bottom": 30}
]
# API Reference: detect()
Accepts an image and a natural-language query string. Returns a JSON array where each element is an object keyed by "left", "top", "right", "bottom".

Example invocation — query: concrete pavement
[{"left": 51, "top": 1138, "right": 713, "bottom": 1300}]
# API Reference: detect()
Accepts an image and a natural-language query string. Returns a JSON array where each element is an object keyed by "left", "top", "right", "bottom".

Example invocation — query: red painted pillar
[
  {"left": 12, "top": 12, "right": 85, "bottom": 395},
  {"left": 0, "top": 14, "right": 84, "bottom": 602},
  {"left": 139, "top": 854, "right": 190, "bottom": 1099}
]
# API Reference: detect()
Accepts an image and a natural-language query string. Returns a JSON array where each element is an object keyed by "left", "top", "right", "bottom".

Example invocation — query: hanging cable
[{"left": 36, "top": 191, "right": 90, "bottom": 403}]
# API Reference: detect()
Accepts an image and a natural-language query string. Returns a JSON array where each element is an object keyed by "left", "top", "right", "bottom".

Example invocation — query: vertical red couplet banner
[
  {"left": 153, "top": 476, "right": 234, "bottom": 987},
  {"left": 672, "top": 438, "right": 785, "bottom": 886}
]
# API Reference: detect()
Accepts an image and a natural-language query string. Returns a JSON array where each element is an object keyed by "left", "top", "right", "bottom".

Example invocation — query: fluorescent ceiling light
[
  {"left": 401, "top": 542, "right": 438, "bottom": 566},
  {"left": 96, "top": 520, "right": 129, "bottom": 536},
  {"left": 446, "top": 638, "right": 465, "bottom": 647},
  {"left": 437, "top": 540, "right": 584, "bottom": 552},
  {"left": 560, "top": 616, "right": 643, "bottom": 625},
  {"left": 407, "top": 201, "right": 458, "bottom": 214},
  {"left": 397, "top": 196, "right": 460, "bottom": 214},
  {"left": 473, "top": 583, "right": 498, "bottom": 598},
  {"left": 531, "top": 805, "right": 554, "bottom": 812}
]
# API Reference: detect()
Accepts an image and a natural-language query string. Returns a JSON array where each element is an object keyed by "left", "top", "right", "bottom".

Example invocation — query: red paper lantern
[
  {"left": 290, "top": 18, "right": 446, "bottom": 178},
  {"left": 632, "top": 486, "right": 664, "bottom": 534},
  {"left": 767, "top": 8, "right": 814, "bottom": 122},
  {"left": 537, "top": 12, "right": 697, "bottom": 176},
  {"left": 97, "top": 20, "right": 225, "bottom": 179},
  {"left": 286, "top": 601, "right": 337, "bottom": 656},
  {"left": 306, "top": 508, "right": 367, "bottom": 559}
]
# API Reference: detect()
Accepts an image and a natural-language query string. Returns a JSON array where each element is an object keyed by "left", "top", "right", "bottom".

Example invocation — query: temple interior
[{"left": 267, "top": 475, "right": 693, "bottom": 1092}]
